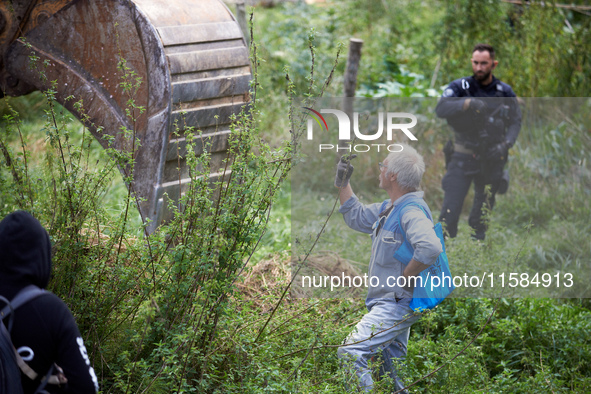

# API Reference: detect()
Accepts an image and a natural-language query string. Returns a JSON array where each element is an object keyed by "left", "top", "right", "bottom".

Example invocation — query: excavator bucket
[{"left": 0, "top": 0, "right": 251, "bottom": 233}]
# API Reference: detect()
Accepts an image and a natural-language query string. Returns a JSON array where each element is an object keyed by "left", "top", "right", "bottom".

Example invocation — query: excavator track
[{"left": 0, "top": 0, "right": 251, "bottom": 233}]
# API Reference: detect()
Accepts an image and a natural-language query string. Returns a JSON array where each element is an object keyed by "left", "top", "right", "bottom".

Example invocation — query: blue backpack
[
  {"left": 0, "top": 285, "right": 55, "bottom": 394},
  {"left": 386, "top": 199, "right": 455, "bottom": 312}
]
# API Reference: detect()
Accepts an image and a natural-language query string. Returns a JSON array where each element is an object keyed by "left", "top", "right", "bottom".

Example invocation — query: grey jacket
[{"left": 339, "top": 192, "right": 442, "bottom": 304}]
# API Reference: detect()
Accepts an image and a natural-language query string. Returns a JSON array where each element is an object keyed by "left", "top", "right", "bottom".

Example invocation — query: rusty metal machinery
[{"left": 0, "top": 0, "right": 251, "bottom": 233}]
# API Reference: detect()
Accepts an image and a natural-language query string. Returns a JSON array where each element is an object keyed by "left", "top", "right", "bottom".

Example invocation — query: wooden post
[
  {"left": 341, "top": 38, "right": 363, "bottom": 152},
  {"left": 344, "top": 38, "right": 363, "bottom": 98}
]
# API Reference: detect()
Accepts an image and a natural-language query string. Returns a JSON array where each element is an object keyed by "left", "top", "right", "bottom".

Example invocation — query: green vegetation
[{"left": 1, "top": 0, "right": 590, "bottom": 393}]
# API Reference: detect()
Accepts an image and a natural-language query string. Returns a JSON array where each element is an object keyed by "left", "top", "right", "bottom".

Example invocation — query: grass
[{"left": 0, "top": 1, "right": 590, "bottom": 392}]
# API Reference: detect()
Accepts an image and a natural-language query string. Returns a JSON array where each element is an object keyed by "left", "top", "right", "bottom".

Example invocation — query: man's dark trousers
[{"left": 439, "top": 152, "right": 505, "bottom": 240}]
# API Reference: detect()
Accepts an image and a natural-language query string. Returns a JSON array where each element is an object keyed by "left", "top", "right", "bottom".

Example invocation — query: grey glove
[
  {"left": 468, "top": 98, "right": 486, "bottom": 114},
  {"left": 334, "top": 154, "right": 357, "bottom": 188},
  {"left": 485, "top": 141, "right": 509, "bottom": 161}
]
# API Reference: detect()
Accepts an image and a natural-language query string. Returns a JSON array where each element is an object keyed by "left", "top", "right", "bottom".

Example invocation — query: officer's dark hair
[{"left": 473, "top": 43, "right": 495, "bottom": 60}]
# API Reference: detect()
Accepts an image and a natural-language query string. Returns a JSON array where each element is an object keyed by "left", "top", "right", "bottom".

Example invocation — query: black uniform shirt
[{"left": 435, "top": 75, "right": 522, "bottom": 148}]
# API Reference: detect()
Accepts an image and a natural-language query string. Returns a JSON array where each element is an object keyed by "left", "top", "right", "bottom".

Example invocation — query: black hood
[{"left": 0, "top": 211, "right": 52, "bottom": 298}]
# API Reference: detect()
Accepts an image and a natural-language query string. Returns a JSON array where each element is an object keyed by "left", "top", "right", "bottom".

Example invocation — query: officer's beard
[{"left": 474, "top": 70, "right": 492, "bottom": 83}]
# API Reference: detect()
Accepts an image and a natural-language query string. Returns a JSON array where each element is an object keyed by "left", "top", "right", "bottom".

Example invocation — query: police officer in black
[{"left": 436, "top": 43, "right": 522, "bottom": 240}]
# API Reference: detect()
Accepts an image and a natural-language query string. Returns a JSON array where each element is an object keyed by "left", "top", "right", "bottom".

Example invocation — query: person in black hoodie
[{"left": 0, "top": 211, "right": 98, "bottom": 393}]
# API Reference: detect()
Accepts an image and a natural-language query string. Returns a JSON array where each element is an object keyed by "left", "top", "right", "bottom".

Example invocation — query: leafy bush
[{"left": 1, "top": 3, "right": 590, "bottom": 393}]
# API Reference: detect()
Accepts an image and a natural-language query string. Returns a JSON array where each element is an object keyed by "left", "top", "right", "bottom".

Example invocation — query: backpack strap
[
  {"left": 0, "top": 286, "right": 62, "bottom": 387},
  {"left": 385, "top": 197, "right": 434, "bottom": 265},
  {"left": 1, "top": 285, "right": 46, "bottom": 316},
  {"left": 1, "top": 300, "right": 39, "bottom": 382},
  {"left": 1, "top": 285, "right": 46, "bottom": 333},
  {"left": 383, "top": 197, "right": 432, "bottom": 232}
]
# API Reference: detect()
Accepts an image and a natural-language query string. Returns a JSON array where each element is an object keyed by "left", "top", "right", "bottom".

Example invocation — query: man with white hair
[{"left": 334, "top": 145, "right": 442, "bottom": 393}]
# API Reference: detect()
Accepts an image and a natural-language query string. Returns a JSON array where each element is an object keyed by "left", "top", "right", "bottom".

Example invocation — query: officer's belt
[{"left": 454, "top": 143, "right": 475, "bottom": 155}]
